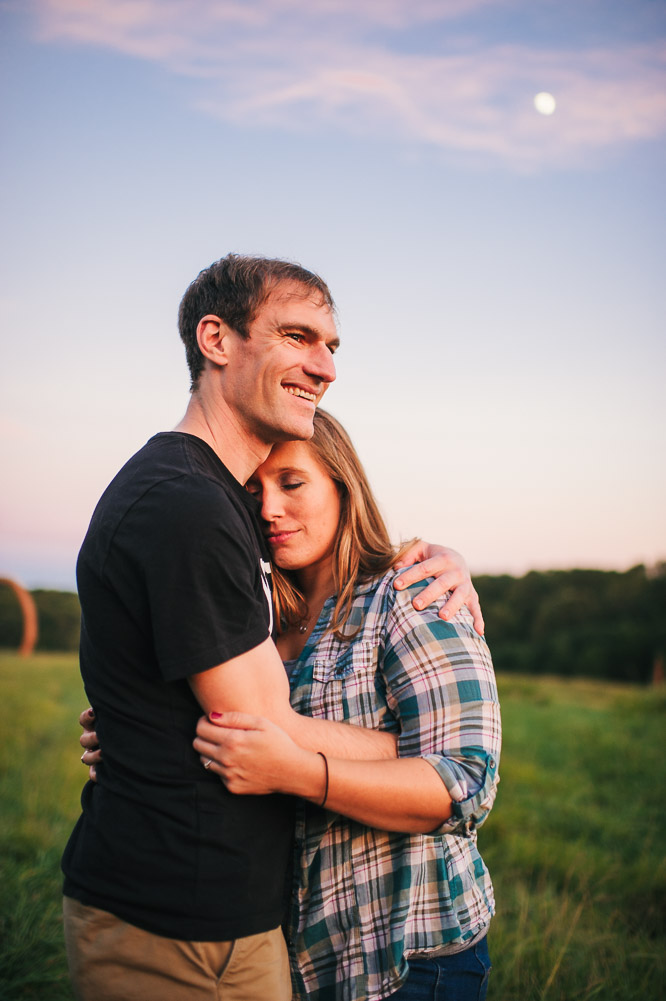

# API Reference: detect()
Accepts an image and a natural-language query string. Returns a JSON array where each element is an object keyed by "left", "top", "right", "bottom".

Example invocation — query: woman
[{"left": 193, "top": 409, "right": 501, "bottom": 1001}]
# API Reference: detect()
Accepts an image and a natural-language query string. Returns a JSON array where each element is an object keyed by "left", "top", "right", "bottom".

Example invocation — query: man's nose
[{"left": 305, "top": 342, "right": 336, "bottom": 385}]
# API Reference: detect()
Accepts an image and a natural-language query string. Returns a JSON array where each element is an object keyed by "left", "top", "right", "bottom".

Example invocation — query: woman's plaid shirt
[{"left": 286, "top": 569, "right": 501, "bottom": 1001}]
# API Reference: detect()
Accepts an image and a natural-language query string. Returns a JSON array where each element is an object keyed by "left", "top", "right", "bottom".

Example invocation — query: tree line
[
  {"left": 1, "top": 564, "right": 664, "bottom": 683},
  {"left": 0, "top": 588, "right": 81, "bottom": 653},
  {"left": 475, "top": 564, "right": 665, "bottom": 683}
]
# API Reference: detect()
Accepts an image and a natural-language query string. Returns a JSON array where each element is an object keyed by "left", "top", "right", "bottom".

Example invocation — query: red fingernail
[{"left": 209, "top": 711, "right": 222, "bottom": 720}]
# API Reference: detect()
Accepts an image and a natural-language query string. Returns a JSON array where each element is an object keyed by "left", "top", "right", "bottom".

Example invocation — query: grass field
[{"left": 1, "top": 654, "right": 664, "bottom": 1000}]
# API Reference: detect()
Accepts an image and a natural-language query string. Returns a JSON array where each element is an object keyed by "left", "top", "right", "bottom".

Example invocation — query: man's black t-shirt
[{"left": 62, "top": 433, "right": 294, "bottom": 941}]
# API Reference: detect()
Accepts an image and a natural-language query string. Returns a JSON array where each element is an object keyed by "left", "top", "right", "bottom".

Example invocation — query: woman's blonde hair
[{"left": 270, "top": 408, "right": 415, "bottom": 639}]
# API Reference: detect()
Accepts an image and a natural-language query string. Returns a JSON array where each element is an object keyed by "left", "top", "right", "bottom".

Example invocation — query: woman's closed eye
[{"left": 245, "top": 479, "right": 303, "bottom": 499}]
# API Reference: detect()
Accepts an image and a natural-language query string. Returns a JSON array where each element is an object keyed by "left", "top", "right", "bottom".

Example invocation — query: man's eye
[{"left": 287, "top": 333, "right": 304, "bottom": 343}]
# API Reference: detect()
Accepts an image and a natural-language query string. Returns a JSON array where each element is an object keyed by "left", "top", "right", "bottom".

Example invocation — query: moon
[{"left": 534, "top": 92, "right": 556, "bottom": 115}]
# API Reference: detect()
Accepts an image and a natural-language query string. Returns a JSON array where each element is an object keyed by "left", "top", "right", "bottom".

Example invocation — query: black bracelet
[{"left": 317, "top": 751, "right": 329, "bottom": 808}]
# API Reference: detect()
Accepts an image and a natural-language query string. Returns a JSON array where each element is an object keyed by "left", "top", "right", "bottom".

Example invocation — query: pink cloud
[
  {"left": 208, "top": 40, "right": 666, "bottom": 168},
  {"left": 25, "top": 0, "right": 666, "bottom": 169}
]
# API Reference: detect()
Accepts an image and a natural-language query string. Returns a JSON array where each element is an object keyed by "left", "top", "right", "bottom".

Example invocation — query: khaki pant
[{"left": 63, "top": 896, "right": 292, "bottom": 1001}]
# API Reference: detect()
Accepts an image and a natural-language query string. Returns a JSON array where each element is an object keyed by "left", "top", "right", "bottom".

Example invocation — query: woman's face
[{"left": 247, "top": 440, "right": 341, "bottom": 574}]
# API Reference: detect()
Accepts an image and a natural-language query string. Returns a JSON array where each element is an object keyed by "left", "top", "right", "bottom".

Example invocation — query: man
[{"left": 63, "top": 254, "right": 478, "bottom": 1001}]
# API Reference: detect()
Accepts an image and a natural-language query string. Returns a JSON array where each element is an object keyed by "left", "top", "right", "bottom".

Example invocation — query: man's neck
[{"left": 174, "top": 393, "right": 270, "bottom": 484}]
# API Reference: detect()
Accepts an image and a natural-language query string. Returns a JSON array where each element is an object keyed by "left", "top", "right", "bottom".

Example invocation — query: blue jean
[{"left": 388, "top": 937, "right": 491, "bottom": 1001}]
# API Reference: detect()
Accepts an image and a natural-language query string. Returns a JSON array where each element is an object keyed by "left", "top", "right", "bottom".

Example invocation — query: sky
[{"left": 1, "top": 0, "right": 664, "bottom": 591}]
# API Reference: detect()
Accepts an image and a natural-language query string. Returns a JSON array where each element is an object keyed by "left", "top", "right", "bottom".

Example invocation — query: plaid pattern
[{"left": 286, "top": 569, "right": 501, "bottom": 1001}]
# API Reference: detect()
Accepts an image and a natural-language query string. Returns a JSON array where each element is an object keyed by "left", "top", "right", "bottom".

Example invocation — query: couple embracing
[{"left": 63, "top": 254, "right": 500, "bottom": 1001}]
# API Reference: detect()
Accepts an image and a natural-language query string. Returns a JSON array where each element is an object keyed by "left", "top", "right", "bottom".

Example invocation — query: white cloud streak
[{"left": 27, "top": 0, "right": 666, "bottom": 169}]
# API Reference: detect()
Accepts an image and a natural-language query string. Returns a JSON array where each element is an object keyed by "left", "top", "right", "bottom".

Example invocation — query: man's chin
[
  {"left": 275, "top": 406, "right": 316, "bottom": 441},
  {"left": 276, "top": 419, "right": 315, "bottom": 442},
  {"left": 252, "top": 402, "right": 317, "bottom": 444}
]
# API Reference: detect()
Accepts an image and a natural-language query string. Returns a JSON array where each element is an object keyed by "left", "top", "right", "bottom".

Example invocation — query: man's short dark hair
[{"left": 178, "top": 254, "right": 336, "bottom": 391}]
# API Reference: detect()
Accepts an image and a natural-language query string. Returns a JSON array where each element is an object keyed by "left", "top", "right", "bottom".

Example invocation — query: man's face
[{"left": 222, "top": 281, "right": 339, "bottom": 445}]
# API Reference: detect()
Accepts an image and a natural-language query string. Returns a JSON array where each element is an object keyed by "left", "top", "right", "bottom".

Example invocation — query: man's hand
[
  {"left": 193, "top": 712, "right": 318, "bottom": 799},
  {"left": 394, "top": 542, "right": 484, "bottom": 635},
  {"left": 79, "top": 707, "right": 102, "bottom": 782}
]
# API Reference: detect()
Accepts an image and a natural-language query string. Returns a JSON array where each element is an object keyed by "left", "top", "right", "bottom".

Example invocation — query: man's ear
[{"left": 196, "top": 315, "right": 233, "bottom": 368}]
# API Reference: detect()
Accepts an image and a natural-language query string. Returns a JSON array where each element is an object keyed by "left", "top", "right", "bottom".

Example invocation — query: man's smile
[{"left": 284, "top": 384, "right": 317, "bottom": 402}]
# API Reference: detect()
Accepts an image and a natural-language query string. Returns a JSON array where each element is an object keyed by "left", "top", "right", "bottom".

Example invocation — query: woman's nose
[{"left": 261, "top": 487, "right": 284, "bottom": 522}]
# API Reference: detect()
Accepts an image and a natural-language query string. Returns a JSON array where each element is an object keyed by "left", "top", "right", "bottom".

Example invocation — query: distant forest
[
  {"left": 474, "top": 565, "right": 665, "bottom": 684},
  {"left": 1, "top": 565, "right": 664, "bottom": 684}
]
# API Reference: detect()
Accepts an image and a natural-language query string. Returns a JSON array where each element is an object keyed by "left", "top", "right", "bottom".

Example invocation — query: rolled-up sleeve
[{"left": 382, "top": 586, "right": 501, "bottom": 836}]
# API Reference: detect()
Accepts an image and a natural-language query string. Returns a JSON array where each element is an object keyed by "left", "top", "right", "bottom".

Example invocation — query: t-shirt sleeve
[{"left": 114, "top": 476, "right": 271, "bottom": 681}]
